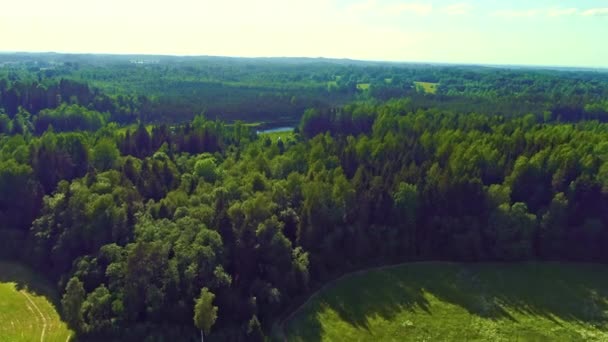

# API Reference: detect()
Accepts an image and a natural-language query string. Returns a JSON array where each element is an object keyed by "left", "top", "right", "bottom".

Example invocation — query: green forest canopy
[{"left": 1, "top": 54, "right": 608, "bottom": 340}]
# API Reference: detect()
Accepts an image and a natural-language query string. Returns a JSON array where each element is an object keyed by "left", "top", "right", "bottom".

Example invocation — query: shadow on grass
[
  {"left": 0, "top": 261, "right": 63, "bottom": 311},
  {"left": 285, "top": 262, "right": 608, "bottom": 341}
]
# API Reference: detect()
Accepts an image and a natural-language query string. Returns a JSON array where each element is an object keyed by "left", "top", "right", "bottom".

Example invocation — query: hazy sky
[{"left": 1, "top": 0, "right": 607, "bottom": 67}]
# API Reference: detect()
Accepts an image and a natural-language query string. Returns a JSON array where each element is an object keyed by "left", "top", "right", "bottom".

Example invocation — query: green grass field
[
  {"left": 414, "top": 81, "right": 439, "bottom": 94},
  {"left": 0, "top": 262, "right": 72, "bottom": 342},
  {"left": 285, "top": 262, "right": 608, "bottom": 341},
  {"left": 356, "top": 83, "right": 370, "bottom": 91}
]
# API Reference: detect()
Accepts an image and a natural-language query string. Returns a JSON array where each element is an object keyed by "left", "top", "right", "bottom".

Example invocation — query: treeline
[
  {"left": 299, "top": 98, "right": 608, "bottom": 140},
  {"left": 0, "top": 77, "right": 145, "bottom": 128},
  {"left": 2, "top": 96, "right": 608, "bottom": 340}
]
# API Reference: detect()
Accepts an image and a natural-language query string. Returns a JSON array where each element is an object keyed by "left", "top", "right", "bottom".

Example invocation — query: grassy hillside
[
  {"left": 0, "top": 262, "right": 72, "bottom": 342},
  {"left": 285, "top": 262, "right": 608, "bottom": 341}
]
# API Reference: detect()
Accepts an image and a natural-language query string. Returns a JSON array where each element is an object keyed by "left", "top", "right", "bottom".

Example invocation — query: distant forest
[
  {"left": 2, "top": 53, "right": 608, "bottom": 127},
  {"left": 1, "top": 54, "right": 608, "bottom": 340}
]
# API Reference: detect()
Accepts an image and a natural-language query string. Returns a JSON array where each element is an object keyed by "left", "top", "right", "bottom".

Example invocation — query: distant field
[
  {"left": 115, "top": 124, "right": 154, "bottom": 136},
  {"left": 0, "top": 262, "right": 71, "bottom": 342},
  {"left": 285, "top": 262, "right": 608, "bottom": 341},
  {"left": 260, "top": 129, "right": 295, "bottom": 143},
  {"left": 356, "top": 83, "right": 370, "bottom": 91},
  {"left": 414, "top": 81, "right": 439, "bottom": 94}
]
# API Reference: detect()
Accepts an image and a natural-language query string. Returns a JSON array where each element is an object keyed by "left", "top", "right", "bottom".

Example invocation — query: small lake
[{"left": 257, "top": 126, "right": 295, "bottom": 134}]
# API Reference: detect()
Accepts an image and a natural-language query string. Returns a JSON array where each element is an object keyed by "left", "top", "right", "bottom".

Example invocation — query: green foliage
[
  {"left": 122, "top": 241, "right": 174, "bottom": 322},
  {"left": 393, "top": 182, "right": 418, "bottom": 226},
  {"left": 92, "top": 138, "right": 119, "bottom": 171},
  {"left": 539, "top": 193, "right": 569, "bottom": 258},
  {"left": 12, "top": 107, "right": 33, "bottom": 135},
  {"left": 62, "top": 277, "right": 85, "bottom": 333},
  {"left": 29, "top": 171, "right": 140, "bottom": 274},
  {"left": 10, "top": 100, "right": 608, "bottom": 340},
  {"left": 194, "top": 156, "right": 218, "bottom": 183},
  {"left": 82, "top": 285, "right": 113, "bottom": 334},
  {"left": 0, "top": 112, "right": 11, "bottom": 134},
  {"left": 3, "top": 56, "right": 608, "bottom": 341},
  {"left": 486, "top": 203, "right": 536, "bottom": 260},
  {"left": 193, "top": 287, "right": 218, "bottom": 336},
  {"left": 35, "top": 104, "right": 107, "bottom": 134},
  {"left": 246, "top": 315, "right": 265, "bottom": 342},
  {"left": 0, "top": 159, "right": 40, "bottom": 230}
]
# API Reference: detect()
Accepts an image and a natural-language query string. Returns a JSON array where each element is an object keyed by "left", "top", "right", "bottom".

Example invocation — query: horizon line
[{"left": 1, "top": 50, "right": 607, "bottom": 71}]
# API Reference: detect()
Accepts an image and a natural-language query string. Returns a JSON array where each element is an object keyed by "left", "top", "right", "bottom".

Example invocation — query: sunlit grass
[
  {"left": 414, "top": 81, "right": 439, "bottom": 94},
  {"left": 0, "top": 262, "right": 72, "bottom": 342},
  {"left": 285, "top": 262, "right": 608, "bottom": 341},
  {"left": 356, "top": 83, "right": 370, "bottom": 91}
]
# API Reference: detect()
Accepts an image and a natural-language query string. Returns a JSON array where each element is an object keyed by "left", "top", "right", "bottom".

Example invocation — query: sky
[{"left": 1, "top": 0, "right": 607, "bottom": 67}]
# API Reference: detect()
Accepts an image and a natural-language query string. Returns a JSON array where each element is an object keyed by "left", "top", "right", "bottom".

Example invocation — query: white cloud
[
  {"left": 442, "top": 3, "right": 473, "bottom": 16},
  {"left": 388, "top": 2, "right": 433, "bottom": 16},
  {"left": 493, "top": 6, "right": 608, "bottom": 18},
  {"left": 492, "top": 9, "right": 542, "bottom": 18},
  {"left": 548, "top": 7, "right": 578, "bottom": 17},
  {"left": 346, "top": 1, "right": 432, "bottom": 17},
  {"left": 581, "top": 8, "right": 608, "bottom": 16},
  {"left": 346, "top": 0, "right": 379, "bottom": 15}
]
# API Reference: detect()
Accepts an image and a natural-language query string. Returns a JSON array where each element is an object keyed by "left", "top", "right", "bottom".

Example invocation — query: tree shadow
[
  {"left": 0, "top": 261, "right": 63, "bottom": 312},
  {"left": 285, "top": 262, "right": 608, "bottom": 341}
]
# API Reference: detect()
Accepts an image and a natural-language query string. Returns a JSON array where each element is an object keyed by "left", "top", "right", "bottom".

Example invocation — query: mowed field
[
  {"left": 0, "top": 262, "right": 71, "bottom": 342},
  {"left": 285, "top": 262, "right": 608, "bottom": 341}
]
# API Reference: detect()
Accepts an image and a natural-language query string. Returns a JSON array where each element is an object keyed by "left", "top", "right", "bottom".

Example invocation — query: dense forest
[
  {"left": 1, "top": 54, "right": 608, "bottom": 340},
  {"left": 2, "top": 53, "right": 608, "bottom": 126}
]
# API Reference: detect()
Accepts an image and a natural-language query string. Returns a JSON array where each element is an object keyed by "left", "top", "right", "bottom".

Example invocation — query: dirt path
[{"left": 20, "top": 290, "right": 47, "bottom": 342}]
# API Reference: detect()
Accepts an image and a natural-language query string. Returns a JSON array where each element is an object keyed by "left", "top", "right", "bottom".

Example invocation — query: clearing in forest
[
  {"left": 356, "top": 83, "right": 370, "bottom": 91},
  {"left": 414, "top": 81, "right": 439, "bottom": 94},
  {"left": 285, "top": 262, "right": 608, "bottom": 341}
]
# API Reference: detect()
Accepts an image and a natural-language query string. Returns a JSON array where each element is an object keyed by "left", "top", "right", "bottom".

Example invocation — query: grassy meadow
[
  {"left": 0, "top": 262, "right": 72, "bottom": 342},
  {"left": 356, "top": 83, "right": 371, "bottom": 91},
  {"left": 285, "top": 262, "right": 608, "bottom": 341}
]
